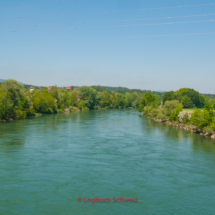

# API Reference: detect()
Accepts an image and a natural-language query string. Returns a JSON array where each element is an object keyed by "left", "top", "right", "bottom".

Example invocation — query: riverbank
[{"left": 152, "top": 117, "right": 215, "bottom": 140}]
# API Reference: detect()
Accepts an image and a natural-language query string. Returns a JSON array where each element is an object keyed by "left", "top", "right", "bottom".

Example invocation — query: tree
[
  {"left": 181, "top": 95, "right": 193, "bottom": 108},
  {"left": 139, "top": 92, "right": 159, "bottom": 112},
  {"left": 162, "top": 91, "right": 175, "bottom": 104},
  {"left": 32, "top": 90, "right": 56, "bottom": 113},
  {"left": 79, "top": 86, "right": 97, "bottom": 109},
  {"left": 163, "top": 100, "right": 182, "bottom": 117},
  {"left": 0, "top": 88, "right": 13, "bottom": 119},
  {"left": 169, "top": 104, "right": 183, "bottom": 121},
  {"left": 71, "top": 90, "right": 78, "bottom": 106},
  {"left": 191, "top": 110, "right": 211, "bottom": 129},
  {"left": 1, "top": 79, "right": 33, "bottom": 118},
  {"left": 2, "top": 79, "right": 26, "bottom": 109},
  {"left": 99, "top": 91, "right": 110, "bottom": 108},
  {"left": 183, "top": 89, "right": 201, "bottom": 108},
  {"left": 50, "top": 85, "right": 58, "bottom": 100}
]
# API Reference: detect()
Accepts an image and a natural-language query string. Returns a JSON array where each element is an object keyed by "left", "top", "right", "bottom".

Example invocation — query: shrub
[
  {"left": 203, "top": 126, "right": 214, "bottom": 135},
  {"left": 169, "top": 104, "right": 183, "bottom": 121},
  {"left": 210, "top": 123, "right": 215, "bottom": 130},
  {"left": 190, "top": 109, "right": 211, "bottom": 129},
  {"left": 178, "top": 111, "right": 192, "bottom": 123},
  {"left": 138, "top": 106, "right": 144, "bottom": 112},
  {"left": 143, "top": 105, "right": 154, "bottom": 116},
  {"left": 164, "top": 100, "right": 182, "bottom": 116},
  {"left": 57, "top": 109, "right": 64, "bottom": 113},
  {"left": 157, "top": 113, "right": 167, "bottom": 120},
  {"left": 69, "top": 106, "right": 79, "bottom": 112},
  {"left": 151, "top": 108, "right": 159, "bottom": 118}
]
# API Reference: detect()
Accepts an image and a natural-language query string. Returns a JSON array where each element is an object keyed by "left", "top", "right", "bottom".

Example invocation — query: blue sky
[{"left": 0, "top": 0, "right": 214, "bottom": 93}]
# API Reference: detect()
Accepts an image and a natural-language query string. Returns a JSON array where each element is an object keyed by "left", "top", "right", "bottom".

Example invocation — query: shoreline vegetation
[
  {"left": 0, "top": 79, "right": 215, "bottom": 140},
  {"left": 139, "top": 89, "right": 215, "bottom": 140},
  {"left": 0, "top": 79, "right": 146, "bottom": 122}
]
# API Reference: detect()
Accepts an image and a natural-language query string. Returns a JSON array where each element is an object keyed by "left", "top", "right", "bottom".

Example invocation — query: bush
[
  {"left": 210, "top": 122, "right": 215, "bottom": 130},
  {"left": 190, "top": 109, "right": 211, "bottom": 128},
  {"left": 138, "top": 106, "right": 144, "bottom": 112},
  {"left": 164, "top": 100, "right": 182, "bottom": 116},
  {"left": 151, "top": 108, "right": 159, "bottom": 118},
  {"left": 178, "top": 111, "right": 192, "bottom": 123},
  {"left": 69, "top": 106, "right": 79, "bottom": 112},
  {"left": 169, "top": 104, "right": 183, "bottom": 121},
  {"left": 143, "top": 105, "right": 154, "bottom": 116},
  {"left": 157, "top": 113, "right": 167, "bottom": 120},
  {"left": 57, "top": 109, "right": 64, "bottom": 113},
  {"left": 203, "top": 126, "right": 214, "bottom": 135}
]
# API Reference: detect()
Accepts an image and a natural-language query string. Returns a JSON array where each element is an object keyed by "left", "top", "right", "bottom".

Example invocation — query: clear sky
[{"left": 0, "top": 0, "right": 215, "bottom": 93}]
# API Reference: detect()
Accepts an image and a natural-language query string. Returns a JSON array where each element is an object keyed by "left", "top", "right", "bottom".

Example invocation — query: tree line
[
  {"left": 139, "top": 89, "right": 215, "bottom": 135},
  {"left": 0, "top": 79, "right": 144, "bottom": 120},
  {"left": 1, "top": 79, "right": 215, "bottom": 136}
]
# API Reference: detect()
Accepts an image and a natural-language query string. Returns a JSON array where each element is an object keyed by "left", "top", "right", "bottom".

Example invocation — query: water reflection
[
  {"left": 192, "top": 135, "right": 215, "bottom": 155},
  {"left": 0, "top": 119, "right": 28, "bottom": 149},
  {"left": 142, "top": 116, "right": 215, "bottom": 155}
]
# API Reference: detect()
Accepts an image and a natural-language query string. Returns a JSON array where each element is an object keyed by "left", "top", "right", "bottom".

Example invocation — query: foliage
[
  {"left": 139, "top": 92, "right": 159, "bottom": 112},
  {"left": 203, "top": 126, "right": 214, "bottom": 135},
  {"left": 157, "top": 113, "right": 167, "bottom": 120},
  {"left": 163, "top": 91, "right": 175, "bottom": 104},
  {"left": 151, "top": 108, "right": 159, "bottom": 118},
  {"left": 181, "top": 95, "right": 193, "bottom": 108},
  {"left": 32, "top": 90, "right": 56, "bottom": 113},
  {"left": 178, "top": 111, "right": 192, "bottom": 123},
  {"left": 0, "top": 80, "right": 33, "bottom": 119},
  {"left": 190, "top": 110, "right": 211, "bottom": 129},
  {"left": 169, "top": 104, "right": 183, "bottom": 121},
  {"left": 79, "top": 86, "right": 97, "bottom": 109},
  {"left": 71, "top": 90, "right": 78, "bottom": 106},
  {"left": 69, "top": 106, "right": 79, "bottom": 112},
  {"left": 2, "top": 79, "right": 26, "bottom": 108},
  {"left": 163, "top": 88, "right": 209, "bottom": 108},
  {"left": 163, "top": 100, "right": 182, "bottom": 117}
]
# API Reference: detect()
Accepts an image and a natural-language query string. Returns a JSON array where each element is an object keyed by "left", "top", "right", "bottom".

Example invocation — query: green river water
[{"left": 0, "top": 109, "right": 215, "bottom": 215}]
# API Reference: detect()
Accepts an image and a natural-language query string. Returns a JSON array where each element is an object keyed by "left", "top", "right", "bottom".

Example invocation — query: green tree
[
  {"left": 71, "top": 90, "right": 78, "bottom": 106},
  {"left": 2, "top": 79, "right": 33, "bottom": 118},
  {"left": 0, "top": 88, "right": 13, "bottom": 119},
  {"left": 190, "top": 110, "right": 211, "bottom": 129},
  {"left": 162, "top": 91, "right": 175, "bottom": 104},
  {"left": 181, "top": 95, "right": 193, "bottom": 108},
  {"left": 163, "top": 100, "right": 182, "bottom": 117},
  {"left": 2, "top": 79, "right": 26, "bottom": 109},
  {"left": 169, "top": 104, "right": 183, "bottom": 121},
  {"left": 79, "top": 86, "right": 97, "bottom": 109},
  {"left": 139, "top": 92, "right": 159, "bottom": 112}
]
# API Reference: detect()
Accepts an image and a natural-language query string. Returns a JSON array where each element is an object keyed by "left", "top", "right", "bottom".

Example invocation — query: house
[
  {"left": 66, "top": 87, "right": 72, "bottom": 91},
  {"left": 38, "top": 87, "right": 43, "bottom": 92},
  {"left": 58, "top": 87, "right": 65, "bottom": 90},
  {"left": 48, "top": 86, "right": 55, "bottom": 91},
  {"left": 77, "top": 95, "right": 81, "bottom": 101}
]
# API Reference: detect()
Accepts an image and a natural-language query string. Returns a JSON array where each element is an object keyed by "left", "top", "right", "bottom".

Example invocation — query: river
[{"left": 0, "top": 109, "right": 215, "bottom": 215}]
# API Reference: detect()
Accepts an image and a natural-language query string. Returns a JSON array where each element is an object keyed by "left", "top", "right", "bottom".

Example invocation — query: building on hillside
[
  {"left": 38, "top": 87, "right": 43, "bottom": 92},
  {"left": 58, "top": 87, "right": 65, "bottom": 90},
  {"left": 48, "top": 86, "right": 53, "bottom": 91},
  {"left": 66, "top": 87, "right": 72, "bottom": 91},
  {"left": 77, "top": 95, "right": 81, "bottom": 102}
]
